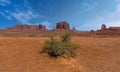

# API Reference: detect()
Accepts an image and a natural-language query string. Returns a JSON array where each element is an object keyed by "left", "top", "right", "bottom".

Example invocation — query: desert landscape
[
  {"left": 0, "top": 21, "right": 120, "bottom": 72},
  {"left": 0, "top": 36, "right": 120, "bottom": 72},
  {"left": 1, "top": 0, "right": 120, "bottom": 72}
]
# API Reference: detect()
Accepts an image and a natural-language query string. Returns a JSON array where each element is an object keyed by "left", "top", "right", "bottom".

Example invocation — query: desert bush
[
  {"left": 43, "top": 32, "right": 78, "bottom": 57},
  {"left": 61, "top": 32, "right": 71, "bottom": 43}
]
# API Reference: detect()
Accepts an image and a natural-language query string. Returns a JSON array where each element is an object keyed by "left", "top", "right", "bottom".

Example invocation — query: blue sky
[{"left": 0, "top": 0, "right": 120, "bottom": 30}]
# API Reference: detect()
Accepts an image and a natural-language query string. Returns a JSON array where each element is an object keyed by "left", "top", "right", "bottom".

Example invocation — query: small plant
[{"left": 43, "top": 32, "right": 78, "bottom": 57}]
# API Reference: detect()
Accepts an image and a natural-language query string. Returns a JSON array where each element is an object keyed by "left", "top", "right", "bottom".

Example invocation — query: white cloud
[
  {"left": 0, "top": 8, "right": 40, "bottom": 24},
  {"left": 0, "top": 0, "right": 42, "bottom": 24},
  {"left": 10, "top": 8, "right": 40, "bottom": 23},
  {"left": 82, "top": 2, "right": 98, "bottom": 11},
  {"left": 79, "top": 4, "right": 120, "bottom": 30},
  {"left": 0, "top": 0, "right": 11, "bottom": 6},
  {"left": 0, "top": 9, "right": 35, "bottom": 22},
  {"left": 0, "top": 11, "right": 12, "bottom": 20}
]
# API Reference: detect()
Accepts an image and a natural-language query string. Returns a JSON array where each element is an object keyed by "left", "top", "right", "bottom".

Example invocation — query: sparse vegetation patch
[{"left": 42, "top": 32, "right": 78, "bottom": 57}]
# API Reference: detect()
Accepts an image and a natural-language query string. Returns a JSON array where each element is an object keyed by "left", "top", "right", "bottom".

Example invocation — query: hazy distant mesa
[
  {"left": 0, "top": 21, "right": 120, "bottom": 36},
  {"left": 2, "top": 21, "right": 120, "bottom": 31}
]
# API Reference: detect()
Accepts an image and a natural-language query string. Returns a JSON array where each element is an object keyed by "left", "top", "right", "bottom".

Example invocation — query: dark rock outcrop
[
  {"left": 38, "top": 24, "right": 46, "bottom": 30},
  {"left": 72, "top": 27, "right": 76, "bottom": 30},
  {"left": 101, "top": 24, "right": 106, "bottom": 30},
  {"left": 56, "top": 21, "right": 70, "bottom": 30}
]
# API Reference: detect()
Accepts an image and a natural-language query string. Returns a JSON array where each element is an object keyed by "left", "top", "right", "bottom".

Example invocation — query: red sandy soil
[{"left": 0, "top": 36, "right": 120, "bottom": 72}]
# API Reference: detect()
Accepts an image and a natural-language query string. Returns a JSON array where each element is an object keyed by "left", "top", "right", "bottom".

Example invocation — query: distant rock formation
[
  {"left": 14, "top": 24, "right": 47, "bottom": 30},
  {"left": 1, "top": 22, "right": 120, "bottom": 37},
  {"left": 90, "top": 29, "right": 94, "bottom": 32},
  {"left": 90, "top": 24, "right": 120, "bottom": 36},
  {"left": 14, "top": 24, "right": 38, "bottom": 30},
  {"left": 38, "top": 24, "right": 46, "bottom": 30},
  {"left": 101, "top": 24, "right": 106, "bottom": 30},
  {"left": 56, "top": 21, "right": 70, "bottom": 30},
  {"left": 108, "top": 27, "right": 120, "bottom": 30},
  {"left": 72, "top": 27, "right": 76, "bottom": 30},
  {"left": 5, "top": 24, "right": 47, "bottom": 32}
]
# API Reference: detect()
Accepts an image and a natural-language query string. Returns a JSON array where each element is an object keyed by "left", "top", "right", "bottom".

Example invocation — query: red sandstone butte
[{"left": 56, "top": 21, "right": 70, "bottom": 30}]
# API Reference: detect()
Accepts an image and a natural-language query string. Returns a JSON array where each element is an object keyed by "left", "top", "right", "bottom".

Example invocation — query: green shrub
[
  {"left": 43, "top": 32, "right": 78, "bottom": 57},
  {"left": 61, "top": 32, "right": 71, "bottom": 43}
]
